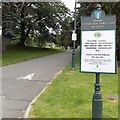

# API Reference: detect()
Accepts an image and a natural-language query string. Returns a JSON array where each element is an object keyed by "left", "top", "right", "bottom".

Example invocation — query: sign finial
[{"left": 96, "top": 4, "right": 101, "bottom": 9}]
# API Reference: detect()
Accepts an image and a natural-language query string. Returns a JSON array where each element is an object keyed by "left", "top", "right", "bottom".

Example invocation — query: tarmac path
[{"left": 1, "top": 50, "right": 74, "bottom": 118}]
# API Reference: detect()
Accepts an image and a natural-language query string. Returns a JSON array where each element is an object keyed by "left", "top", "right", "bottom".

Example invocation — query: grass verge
[
  {"left": 29, "top": 55, "right": 118, "bottom": 118},
  {"left": 1, "top": 45, "right": 65, "bottom": 66}
]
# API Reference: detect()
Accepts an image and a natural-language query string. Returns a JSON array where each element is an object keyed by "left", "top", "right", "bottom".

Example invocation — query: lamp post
[{"left": 71, "top": 0, "right": 80, "bottom": 71}]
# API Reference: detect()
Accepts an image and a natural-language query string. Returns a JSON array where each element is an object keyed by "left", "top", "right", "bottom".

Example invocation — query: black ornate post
[
  {"left": 71, "top": 0, "right": 77, "bottom": 71},
  {"left": 92, "top": 73, "right": 102, "bottom": 119}
]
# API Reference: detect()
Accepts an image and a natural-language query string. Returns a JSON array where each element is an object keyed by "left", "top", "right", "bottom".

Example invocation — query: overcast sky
[{"left": 62, "top": 0, "right": 75, "bottom": 12}]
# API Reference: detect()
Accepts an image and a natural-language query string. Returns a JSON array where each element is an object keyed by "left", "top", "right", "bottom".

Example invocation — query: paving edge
[{"left": 23, "top": 68, "right": 64, "bottom": 119}]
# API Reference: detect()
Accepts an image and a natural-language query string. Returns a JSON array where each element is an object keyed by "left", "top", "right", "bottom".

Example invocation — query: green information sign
[{"left": 80, "top": 7, "right": 116, "bottom": 74}]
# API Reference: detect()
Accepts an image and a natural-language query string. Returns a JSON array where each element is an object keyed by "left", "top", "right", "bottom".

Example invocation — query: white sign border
[{"left": 80, "top": 29, "right": 116, "bottom": 74}]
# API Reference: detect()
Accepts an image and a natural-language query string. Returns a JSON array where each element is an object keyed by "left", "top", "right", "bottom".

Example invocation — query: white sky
[{"left": 62, "top": 0, "right": 75, "bottom": 12}]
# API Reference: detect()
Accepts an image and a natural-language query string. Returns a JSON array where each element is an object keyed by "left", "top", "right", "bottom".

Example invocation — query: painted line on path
[{"left": 17, "top": 73, "right": 35, "bottom": 80}]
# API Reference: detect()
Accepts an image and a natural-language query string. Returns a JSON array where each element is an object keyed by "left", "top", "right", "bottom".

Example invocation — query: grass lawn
[
  {"left": 1, "top": 45, "right": 65, "bottom": 66},
  {"left": 29, "top": 55, "right": 118, "bottom": 118},
  {"left": 118, "top": 61, "right": 120, "bottom": 119}
]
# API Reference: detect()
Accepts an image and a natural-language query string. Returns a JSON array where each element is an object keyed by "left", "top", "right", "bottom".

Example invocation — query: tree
[
  {"left": 56, "top": 16, "right": 72, "bottom": 49},
  {"left": 2, "top": 2, "right": 24, "bottom": 51},
  {"left": 2, "top": 2, "right": 71, "bottom": 50}
]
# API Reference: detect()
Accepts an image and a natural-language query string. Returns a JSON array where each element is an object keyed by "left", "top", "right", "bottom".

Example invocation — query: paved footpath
[{"left": 1, "top": 51, "right": 73, "bottom": 118}]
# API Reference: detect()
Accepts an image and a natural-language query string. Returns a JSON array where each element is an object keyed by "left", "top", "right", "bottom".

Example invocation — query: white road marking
[{"left": 17, "top": 73, "right": 35, "bottom": 80}]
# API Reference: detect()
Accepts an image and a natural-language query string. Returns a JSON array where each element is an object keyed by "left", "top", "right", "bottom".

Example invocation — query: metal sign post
[
  {"left": 80, "top": 4, "right": 116, "bottom": 119},
  {"left": 92, "top": 73, "right": 102, "bottom": 119}
]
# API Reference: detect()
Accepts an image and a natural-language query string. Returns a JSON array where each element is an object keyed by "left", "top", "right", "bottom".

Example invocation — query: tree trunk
[
  {"left": 18, "top": 20, "right": 26, "bottom": 46},
  {"left": 2, "top": 36, "right": 8, "bottom": 53},
  {"left": 18, "top": 8, "right": 26, "bottom": 46},
  {"left": 65, "top": 45, "right": 68, "bottom": 49},
  {"left": 117, "top": 48, "right": 120, "bottom": 61},
  {"left": 18, "top": 20, "right": 32, "bottom": 46}
]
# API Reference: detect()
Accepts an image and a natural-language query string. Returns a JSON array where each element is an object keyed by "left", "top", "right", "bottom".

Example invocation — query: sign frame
[{"left": 80, "top": 9, "right": 116, "bottom": 74}]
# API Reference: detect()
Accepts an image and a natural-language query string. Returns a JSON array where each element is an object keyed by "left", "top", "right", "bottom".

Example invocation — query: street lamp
[{"left": 71, "top": 0, "right": 80, "bottom": 71}]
